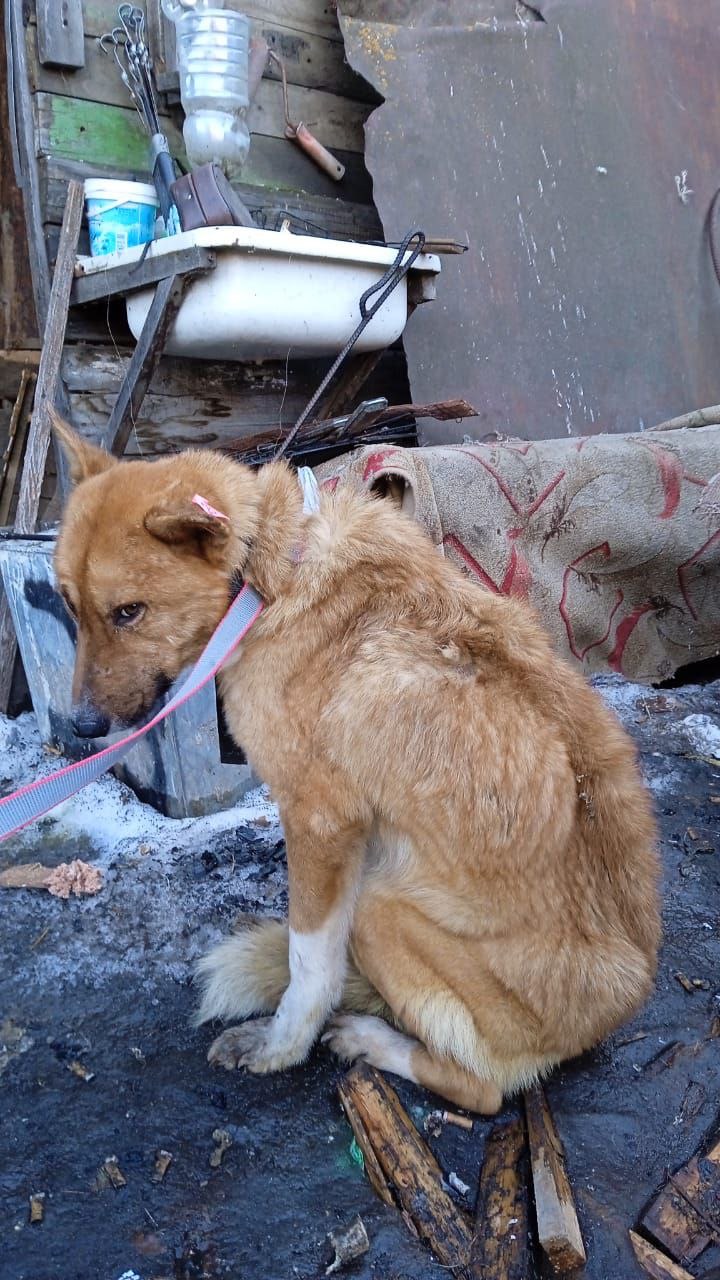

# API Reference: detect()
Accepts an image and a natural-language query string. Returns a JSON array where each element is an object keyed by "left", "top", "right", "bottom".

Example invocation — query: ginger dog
[{"left": 53, "top": 414, "right": 660, "bottom": 1113}]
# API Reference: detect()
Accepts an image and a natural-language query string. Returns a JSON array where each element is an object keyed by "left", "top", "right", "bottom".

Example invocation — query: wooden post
[
  {"left": 14, "top": 180, "right": 84, "bottom": 534},
  {"left": 524, "top": 1084, "right": 586, "bottom": 1273},
  {"left": 0, "top": 181, "right": 83, "bottom": 712}
]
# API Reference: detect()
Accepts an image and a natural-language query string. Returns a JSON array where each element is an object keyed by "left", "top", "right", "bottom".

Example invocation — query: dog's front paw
[{"left": 208, "top": 1018, "right": 300, "bottom": 1074}]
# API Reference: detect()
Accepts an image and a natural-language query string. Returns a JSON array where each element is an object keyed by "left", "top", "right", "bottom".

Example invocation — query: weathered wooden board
[
  {"left": 524, "top": 1084, "right": 586, "bottom": 1273},
  {"left": 1, "top": 13, "right": 39, "bottom": 349},
  {"left": 31, "top": 46, "right": 370, "bottom": 153},
  {"left": 36, "top": 0, "right": 84, "bottom": 69},
  {"left": 35, "top": 93, "right": 372, "bottom": 201},
  {"left": 61, "top": 344, "right": 409, "bottom": 456},
  {"left": 41, "top": 156, "right": 381, "bottom": 242},
  {"left": 28, "top": 18, "right": 375, "bottom": 103},
  {"left": 74, "top": 0, "right": 346, "bottom": 44},
  {"left": 35, "top": 92, "right": 186, "bottom": 170}
]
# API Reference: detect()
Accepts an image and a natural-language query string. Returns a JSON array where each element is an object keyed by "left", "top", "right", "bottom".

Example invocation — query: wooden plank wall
[{"left": 16, "top": 0, "right": 409, "bottom": 465}]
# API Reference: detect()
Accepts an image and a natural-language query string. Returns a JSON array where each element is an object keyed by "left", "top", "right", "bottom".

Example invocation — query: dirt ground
[{"left": 1, "top": 674, "right": 719, "bottom": 1280}]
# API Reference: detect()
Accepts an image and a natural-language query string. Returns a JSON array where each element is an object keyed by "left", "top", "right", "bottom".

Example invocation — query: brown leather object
[{"left": 170, "top": 164, "right": 255, "bottom": 231}]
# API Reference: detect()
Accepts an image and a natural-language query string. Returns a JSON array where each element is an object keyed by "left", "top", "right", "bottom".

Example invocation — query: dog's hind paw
[
  {"left": 322, "top": 1013, "right": 417, "bottom": 1078},
  {"left": 207, "top": 1017, "right": 304, "bottom": 1074}
]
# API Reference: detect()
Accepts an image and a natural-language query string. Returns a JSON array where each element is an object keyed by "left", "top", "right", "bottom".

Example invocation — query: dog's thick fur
[{"left": 53, "top": 414, "right": 661, "bottom": 1113}]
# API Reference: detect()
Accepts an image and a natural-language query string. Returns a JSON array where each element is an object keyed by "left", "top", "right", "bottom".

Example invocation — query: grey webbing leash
[{"left": 0, "top": 469, "right": 321, "bottom": 843}]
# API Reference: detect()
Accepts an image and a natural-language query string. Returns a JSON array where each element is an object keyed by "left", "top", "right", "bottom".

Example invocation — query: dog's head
[{"left": 52, "top": 414, "right": 256, "bottom": 736}]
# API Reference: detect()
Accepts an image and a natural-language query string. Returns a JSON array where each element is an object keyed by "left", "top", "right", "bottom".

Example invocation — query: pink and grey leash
[{"left": 0, "top": 467, "right": 321, "bottom": 843}]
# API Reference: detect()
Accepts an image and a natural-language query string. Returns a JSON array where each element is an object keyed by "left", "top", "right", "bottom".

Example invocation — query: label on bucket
[{"left": 86, "top": 195, "right": 157, "bottom": 258}]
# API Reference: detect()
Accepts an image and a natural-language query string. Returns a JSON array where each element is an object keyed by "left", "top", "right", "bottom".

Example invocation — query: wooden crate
[{"left": 0, "top": 536, "right": 255, "bottom": 818}]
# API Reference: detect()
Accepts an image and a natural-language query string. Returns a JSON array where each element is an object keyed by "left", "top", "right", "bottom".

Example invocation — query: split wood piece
[
  {"left": 337, "top": 1075, "right": 394, "bottom": 1208},
  {"left": 339, "top": 1062, "right": 474, "bottom": 1274},
  {"left": 524, "top": 1084, "right": 586, "bottom": 1273},
  {"left": 641, "top": 1129, "right": 720, "bottom": 1264},
  {"left": 96, "top": 1156, "right": 126, "bottom": 1190},
  {"left": 629, "top": 1231, "right": 694, "bottom": 1280},
  {"left": 29, "top": 1192, "right": 46, "bottom": 1224},
  {"left": 469, "top": 1117, "right": 529, "bottom": 1279},
  {"left": 227, "top": 397, "right": 478, "bottom": 463},
  {"left": 152, "top": 1149, "right": 173, "bottom": 1184}
]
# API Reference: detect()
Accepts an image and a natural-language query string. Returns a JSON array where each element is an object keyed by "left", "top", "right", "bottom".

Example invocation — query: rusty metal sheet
[{"left": 339, "top": 1, "right": 720, "bottom": 442}]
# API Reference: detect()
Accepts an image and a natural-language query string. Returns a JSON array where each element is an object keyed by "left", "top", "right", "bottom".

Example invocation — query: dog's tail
[{"left": 193, "top": 917, "right": 388, "bottom": 1026}]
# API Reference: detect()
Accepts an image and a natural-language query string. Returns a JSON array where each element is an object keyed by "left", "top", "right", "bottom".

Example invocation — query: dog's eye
[{"left": 113, "top": 602, "right": 145, "bottom": 628}]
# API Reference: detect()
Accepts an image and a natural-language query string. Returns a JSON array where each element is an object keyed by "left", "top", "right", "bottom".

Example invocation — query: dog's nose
[{"left": 71, "top": 703, "right": 111, "bottom": 738}]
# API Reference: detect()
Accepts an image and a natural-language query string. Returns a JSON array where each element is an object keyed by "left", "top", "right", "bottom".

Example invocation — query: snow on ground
[{"left": 0, "top": 711, "right": 281, "bottom": 867}]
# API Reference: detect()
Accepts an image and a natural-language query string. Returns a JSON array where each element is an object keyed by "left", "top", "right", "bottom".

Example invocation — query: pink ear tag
[{"left": 192, "top": 493, "right": 229, "bottom": 521}]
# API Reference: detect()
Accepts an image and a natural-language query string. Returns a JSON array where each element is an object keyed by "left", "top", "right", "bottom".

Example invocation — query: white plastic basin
[{"left": 76, "top": 226, "right": 441, "bottom": 361}]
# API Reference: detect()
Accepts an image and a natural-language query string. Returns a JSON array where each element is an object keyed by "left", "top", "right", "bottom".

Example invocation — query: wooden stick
[
  {"left": 225, "top": 397, "right": 478, "bottom": 463},
  {"left": 469, "top": 1117, "right": 528, "bottom": 1279},
  {"left": 14, "top": 180, "right": 84, "bottom": 535},
  {"left": 0, "top": 369, "right": 34, "bottom": 513},
  {"left": 339, "top": 1062, "right": 474, "bottom": 1274},
  {"left": 0, "top": 184, "right": 83, "bottom": 713},
  {"left": 653, "top": 405, "right": 720, "bottom": 432},
  {"left": 524, "top": 1084, "right": 586, "bottom": 1272},
  {"left": 629, "top": 1231, "right": 695, "bottom": 1280}
]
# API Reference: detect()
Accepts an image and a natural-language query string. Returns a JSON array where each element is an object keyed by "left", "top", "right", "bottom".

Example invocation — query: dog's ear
[
  {"left": 144, "top": 497, "right": 231, "bottom": 564},
  {"left": 50, "top": 407, "right": 116, "bottom": 484}
]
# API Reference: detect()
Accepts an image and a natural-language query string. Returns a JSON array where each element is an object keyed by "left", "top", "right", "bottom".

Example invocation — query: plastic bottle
[{"left": 162, "top": 0, "right": 251, "bottom": 180}]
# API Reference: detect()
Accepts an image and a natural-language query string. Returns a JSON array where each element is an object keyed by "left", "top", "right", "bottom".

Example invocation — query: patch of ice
[
  {"left": 681, "top": 714, "right": 720, "bottom": 761},
  {"left": 0, "top": 711, "right": 281, "bottom": 862}
]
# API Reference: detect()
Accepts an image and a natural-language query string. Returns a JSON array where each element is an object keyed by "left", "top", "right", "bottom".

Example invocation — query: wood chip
[
  {"left": 0, "top": 863, "right": 53, "bottom": 890},
  {"left": 641, "top": 1130, "right": 720, "bottom": 1263},
  {"left": 524, "top": 1084, "right": 586, "bottom": 1273},
  {"left": 152, "top": 1149, "right": 173, "bottom": 1184},
  {"left": 675, "top": 972, "right": 710, "bottom": 992},
  {"left": 0, "top": 859, "right": 102, "bottom": 896},
  {"left": 339, "top": 1063, "right": 473, "bottom": 1271},
  {"left": 470, "top": 1117, "right": 528, "bottom": 1279},
  {"left": 29, "top": 1192, "right": 45, "bottom": 1224},
  {"left": 96, "top": 1156, "right": 126, "bottom": 1190},
  {"left": 209, "top": 1128, "right": 232, "bottom": 1168},
  {"left": 629, "top": 1231, "right": 694, "bottom": 1279},
  {"left": 68, "top": 1059, "right": 94, "bottom": 1083},
  {"left": 325, "top": 1215, "right": 370, "bottom": 1275}
]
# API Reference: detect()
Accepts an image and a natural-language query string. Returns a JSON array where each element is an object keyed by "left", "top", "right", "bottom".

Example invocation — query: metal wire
[{"left": 273, "top": 229, "right": 426, "bottom": 460}]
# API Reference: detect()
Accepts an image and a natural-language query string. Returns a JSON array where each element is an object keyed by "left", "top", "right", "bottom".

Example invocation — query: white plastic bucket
[{"left": 84, "top": 179, "right": 159, "bottom": 257}]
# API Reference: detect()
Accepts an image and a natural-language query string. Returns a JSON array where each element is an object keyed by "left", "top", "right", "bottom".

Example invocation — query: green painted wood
[
  {"left": 32, "top": 42, "right": 370, "bottom": 152},
  {"left": 35, "top": 92, "right": 187, "bottom": 170}
]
